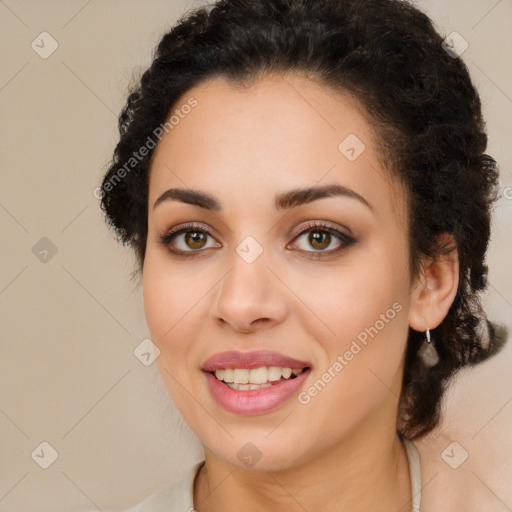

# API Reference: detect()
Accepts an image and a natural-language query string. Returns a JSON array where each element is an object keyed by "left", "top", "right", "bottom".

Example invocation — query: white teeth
[
  {"left": 223, "top": 368, "right": 234, "bottom": 382},
  {"left": 281, "top": 367, "right": 292, "bottom": 379},
  {"left": 233, "top": 369, "right": 249, "bottom": 384},
  {"left": 248, "top": 367, "right": 268, "bottom": 384},
  {"left": 268, "top": 366, "right": 283, "bottom": 381},
  {"left": 214, "top": 366, "right": 305, "bottom": 387},
  {"left": 226, "top": 382, "right": 273, "bottom": 390}
]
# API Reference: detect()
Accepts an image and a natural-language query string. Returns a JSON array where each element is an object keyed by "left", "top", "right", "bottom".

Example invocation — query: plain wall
[{"left": 1, "top": 1, "right": 511, "bottom": 510}]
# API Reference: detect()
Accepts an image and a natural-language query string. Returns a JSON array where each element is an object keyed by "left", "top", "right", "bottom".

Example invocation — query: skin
[{"left": 142, "top": 72, "right": 458, "bottom": 511}]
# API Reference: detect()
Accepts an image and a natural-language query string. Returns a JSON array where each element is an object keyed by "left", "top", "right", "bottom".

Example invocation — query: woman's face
[{"left": 143, "top": 73, "right": 418, "bottom": 471}]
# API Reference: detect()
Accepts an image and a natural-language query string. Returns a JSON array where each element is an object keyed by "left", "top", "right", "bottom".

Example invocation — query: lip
[
  {"left": 204, "top": 367, "right": 311, "bottom": 415},
  {"left": 201, "top": 350, "right": 312, "bottom": 415},
  {"left": 201, "top": 350, "right": 312, "bottom": 371}
]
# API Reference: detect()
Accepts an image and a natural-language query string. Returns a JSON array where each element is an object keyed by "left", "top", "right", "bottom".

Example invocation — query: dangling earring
[{"left": 418, "top": 327, "right": 439, "bottom": 367}]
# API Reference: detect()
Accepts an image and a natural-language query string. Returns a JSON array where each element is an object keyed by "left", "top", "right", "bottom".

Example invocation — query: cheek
[
  {"left": 290, "top": 244, "right": 411, "bottom": 403},
  {"left": 142, "top": 257, "right": 199, "bottom": 411},
  {"left": 142, "top": 249, "right": 215, "bottom": 389},
  {"left": 142, "top": 253, "right": 199, "bottom": 399},
  {"left": 291, "top": 248, "right": 409, "bottom": 340},
  {"left": 142, "top": 249, "right": 204, "bottom": 341},
  {"left": 323, "top": 274, "right": 406, "bottom": 342}
]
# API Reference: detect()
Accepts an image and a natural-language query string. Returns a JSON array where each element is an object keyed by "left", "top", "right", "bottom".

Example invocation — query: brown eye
[
  {"left": 289, "top": 222, "right": 356, "bottom": 256},
  {"left": 308, "top": 231, "right": 331, "bottom": 250},
  {"left": 185, "top": 231, "right": 207, "bottom": 249},
  {"left": 159, "top": 223, "right": 222, "bottom": 255}
]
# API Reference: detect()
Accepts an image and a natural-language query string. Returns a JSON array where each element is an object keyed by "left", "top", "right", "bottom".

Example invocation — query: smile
[
  {"left": 201, "top": 350, "right": 313, "bottom": 414},
  {"left": 213, "top": 366, "right": 305, "bottom": 390}
]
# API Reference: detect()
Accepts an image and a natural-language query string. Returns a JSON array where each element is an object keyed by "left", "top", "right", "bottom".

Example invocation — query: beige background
[{"left": 0, "top": 1, "right": 511, "bottom": 511}]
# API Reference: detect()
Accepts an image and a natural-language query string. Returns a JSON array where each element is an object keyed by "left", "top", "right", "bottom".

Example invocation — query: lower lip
[{"left": 203, "top": 369, "right": 311, "bottom": 415}]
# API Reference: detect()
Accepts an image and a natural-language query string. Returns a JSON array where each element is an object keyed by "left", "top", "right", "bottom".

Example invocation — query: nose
[{"left": 211, "top": 250, "right": 289, "bottom": 334}]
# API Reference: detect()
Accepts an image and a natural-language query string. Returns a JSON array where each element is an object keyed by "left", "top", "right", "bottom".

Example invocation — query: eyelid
[
  {"left": 289, "top": 219, "right": 353, "bottom": 240},
  {"left": 158, "top": 220, "right": 356, "bottom": 257},
  {"left": 158, "top": 222, "right": 221, "bottom": 250},
  {"left": 287, "top": 220, "right": 356, "bottom": 255}
]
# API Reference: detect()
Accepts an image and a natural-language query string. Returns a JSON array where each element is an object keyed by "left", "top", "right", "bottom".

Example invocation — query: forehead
[{"left": 148, "top": 72, "right": 406, "bottom": 222}]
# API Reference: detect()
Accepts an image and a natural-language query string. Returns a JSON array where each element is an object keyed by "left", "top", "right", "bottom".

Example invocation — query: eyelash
[
  {"left": 158, "top": 221, "right": 356, "bottom": 259},
  {"left": 158, "top": 222, "right": 220, "bottom": 258},
  {"left": 292, "top": 221, "right": 356, "bottom": 259}
]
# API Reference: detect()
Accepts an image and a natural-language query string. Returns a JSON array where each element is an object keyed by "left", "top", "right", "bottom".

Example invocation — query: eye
[
  {"left": 159, "top": 222, "right": 221, "bottom": 255},
  {"left": 289, "top": 221, "right": 355, "bottom": 255}
]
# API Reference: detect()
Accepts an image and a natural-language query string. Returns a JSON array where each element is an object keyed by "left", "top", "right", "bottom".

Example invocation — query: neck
[{"left": 194, "top": 418, "right": 412, "bottom": 512}]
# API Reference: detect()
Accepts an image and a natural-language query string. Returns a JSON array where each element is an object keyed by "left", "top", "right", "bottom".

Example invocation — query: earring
[{"left": 418, "top": 327, "right": 439, "bottom": 367}]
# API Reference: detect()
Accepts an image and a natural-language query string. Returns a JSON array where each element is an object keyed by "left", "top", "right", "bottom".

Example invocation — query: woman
[{"left": 99, "top": 0, "right": 508, "bottom": 510}]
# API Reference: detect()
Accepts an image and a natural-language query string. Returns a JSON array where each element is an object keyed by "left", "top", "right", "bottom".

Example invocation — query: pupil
[
  {"left": 186, "top": 231, "right": 206, "bottom": 249},
  {"left": 309, "top": 231, "right": 330, "bottom": 250}
]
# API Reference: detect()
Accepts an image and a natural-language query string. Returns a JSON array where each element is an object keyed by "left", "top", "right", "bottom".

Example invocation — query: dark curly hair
[{"left": 99, "top": 0, "right": 507, "bottom": 439}]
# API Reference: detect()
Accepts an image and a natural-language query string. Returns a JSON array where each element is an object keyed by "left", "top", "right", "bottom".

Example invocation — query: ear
[{"left": 408, "top": 233, "right": 459, "bottom": 332}]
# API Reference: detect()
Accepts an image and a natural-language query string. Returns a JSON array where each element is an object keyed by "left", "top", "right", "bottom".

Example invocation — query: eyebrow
[
  {"left": 274, "top": 183, "right": 373, "bottom": 212},
  {"left": 153, "top": 188, "right": 220, "bottom": 211},
  {"left": 153, "top": 183, "right": 373, "bottom": 212}
]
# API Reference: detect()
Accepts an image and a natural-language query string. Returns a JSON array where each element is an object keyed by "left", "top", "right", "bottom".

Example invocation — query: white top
[
  {"left": 123, "top": 438, "right": 422, "bottom": 511},
  {"left": 404, "top": 438, "right": 422, "bottom": 512}
]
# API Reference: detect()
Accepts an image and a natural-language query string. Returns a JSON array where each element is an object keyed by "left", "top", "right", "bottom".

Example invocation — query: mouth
[
  {"left": 201, "top": 350, "right": 312, "bottom": 414},
  {"left": 208, "top": 365, "right": 310, "bottom": 391}
]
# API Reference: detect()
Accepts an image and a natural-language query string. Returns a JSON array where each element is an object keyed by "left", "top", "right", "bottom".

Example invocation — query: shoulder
[
  {"left": 415, "top": 342, "right": 512, "bottom": 510},
  {"left": 121, "top": 460, "right": 204, "bottom": 512}
]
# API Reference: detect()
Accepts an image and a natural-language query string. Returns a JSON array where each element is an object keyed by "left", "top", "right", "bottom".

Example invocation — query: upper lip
[{"left": 202, "top": 350, "right": 312, "bottom": 372}]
